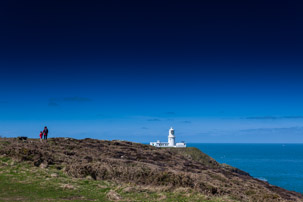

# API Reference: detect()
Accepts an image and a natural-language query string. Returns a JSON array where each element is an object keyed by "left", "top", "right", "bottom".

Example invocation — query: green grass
[{"left": 0, "top": 156, "right": 236, "bottom": 202}]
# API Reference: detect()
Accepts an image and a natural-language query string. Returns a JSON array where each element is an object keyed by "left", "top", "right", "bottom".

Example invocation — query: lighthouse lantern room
[{"left": 168, "top": 127, "right": 175, "bottom": 146}]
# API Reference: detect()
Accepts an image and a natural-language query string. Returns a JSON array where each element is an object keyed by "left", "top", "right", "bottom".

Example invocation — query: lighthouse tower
[
  {"left": 168, "top": 127, "right": 175, "bottom": 147},
  {"left": 150, "top": 127, "right": 186, "bottom": 147}
]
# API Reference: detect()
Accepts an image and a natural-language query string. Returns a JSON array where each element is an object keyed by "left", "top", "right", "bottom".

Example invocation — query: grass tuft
[{"left": 0, "top": 157, "right": 236, "bottom": 202}]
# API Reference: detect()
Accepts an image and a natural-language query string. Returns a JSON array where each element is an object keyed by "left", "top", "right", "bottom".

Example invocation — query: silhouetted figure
[{"left": 43, "top": 126, "right": 48, "bottom": 141}]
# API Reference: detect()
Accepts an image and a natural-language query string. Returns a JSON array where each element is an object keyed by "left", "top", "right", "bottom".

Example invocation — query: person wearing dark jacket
[{"left": 43, "top": 126, "right": 48, "bottom": 140}]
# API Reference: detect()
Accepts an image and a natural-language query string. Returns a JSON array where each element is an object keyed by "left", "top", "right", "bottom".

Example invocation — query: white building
[{"left": 150, "top": 127, "right": 186, "bottom": 148}]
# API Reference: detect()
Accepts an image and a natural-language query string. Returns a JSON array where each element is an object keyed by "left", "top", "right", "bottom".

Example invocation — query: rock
[
  {"left": 39, "top": 162, "right": 48, "bottom": 169},
  {"left": 122, "top": 187, "right": 135, "bottom": 193},
  {"left": 60, "top": 184, "right": 75, "bottom": 190},
  {"left": 86, "top": 175, "right": 93, "bottom": 180},
  {"left": 106, "top": 190, "right": 121, "bottom": 201},
  {"left": 97, "top": 184, "right": 108, "bottom": 189},
  {"left": 50, "top": 173, "right": 58, "bottom": 178}
]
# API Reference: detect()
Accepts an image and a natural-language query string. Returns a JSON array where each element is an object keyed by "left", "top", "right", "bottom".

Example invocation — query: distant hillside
[{"left": 0, "top": 138, "right": 302, "bottom": 202}]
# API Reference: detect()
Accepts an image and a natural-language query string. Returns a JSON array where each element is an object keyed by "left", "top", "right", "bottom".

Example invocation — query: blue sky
[{"left": 1, "top": 1, "right": 303, "bottom": 142}]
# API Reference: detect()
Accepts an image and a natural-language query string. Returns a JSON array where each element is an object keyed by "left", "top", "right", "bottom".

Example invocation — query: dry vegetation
[{"left": 0, "top": 137, "right": 302, "bottom": 202}]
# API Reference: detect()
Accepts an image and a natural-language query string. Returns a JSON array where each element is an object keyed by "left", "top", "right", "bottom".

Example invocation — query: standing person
[
  {"left": 39, "top": 131, "right": 43, "bottom": 143},
  {"left": 43, "top": 126, "right": 49, "bottom": 141}
]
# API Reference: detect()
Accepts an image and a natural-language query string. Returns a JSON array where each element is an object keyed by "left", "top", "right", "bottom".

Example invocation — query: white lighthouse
[
  {"left": 150, "top": 127, "right": 186, "bottom": 148},
  {"left": 168, "top": 127, "right": 175, "bottom": 146}
]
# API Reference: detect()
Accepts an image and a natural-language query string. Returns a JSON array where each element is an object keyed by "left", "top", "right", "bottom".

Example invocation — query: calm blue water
[{"left": 187, "top": 143, "right": 303, "bottom": 193}]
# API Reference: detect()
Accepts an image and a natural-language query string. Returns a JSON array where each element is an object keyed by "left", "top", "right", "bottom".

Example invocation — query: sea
[{"left": 187, "top": 143, "right": 303, "bottom": 193}]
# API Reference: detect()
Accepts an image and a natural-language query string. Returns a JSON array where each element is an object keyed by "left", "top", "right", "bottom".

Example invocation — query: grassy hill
[{"left": 0, "top": 138, "right": 302, "bottom": 202}]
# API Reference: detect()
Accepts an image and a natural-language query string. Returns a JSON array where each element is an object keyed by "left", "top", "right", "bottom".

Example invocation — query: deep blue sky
[{"left": 1, "top": 1, "right": 303, "bottom": 142}]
